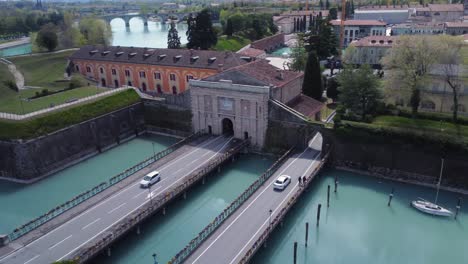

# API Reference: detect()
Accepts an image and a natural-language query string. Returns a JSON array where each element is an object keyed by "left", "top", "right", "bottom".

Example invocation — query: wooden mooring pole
[
  {"left": 293, "top": 242, "right": 297, "bottom": 264},
  {"left": 388, "top": 188, "right": 394, "bottom": 207},
  {"left": 327, "top": 185, "right": 330, "bottom": 207},
  {"left": 316, "top": 204, "right": 322, "bottom": 227},
  {"left": 334, "top": 177, "right": 338, "bottom": 193},
  {"left": 455, "top": 197, "right": 462, "bottom": 219},
  {"left": 305, "top": 222, "right": 309, "bottom": 247}
]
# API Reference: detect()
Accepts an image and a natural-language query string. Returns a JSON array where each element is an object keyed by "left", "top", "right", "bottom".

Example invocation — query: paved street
[
  {"left": 185, "top": 134, "right": 323, "bottom": 264},
  {"left": 0, "top": 135, "right": 235, "bottom": 264}
]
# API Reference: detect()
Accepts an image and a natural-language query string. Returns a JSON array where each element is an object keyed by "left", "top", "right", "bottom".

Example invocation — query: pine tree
[
  {"left": 319, "top": 0, "right": 324, "bottom": 9},
  {"left": 302, "top": 51, "right": 323, "bottom": 101},
  {"left": 325, "top": 0, "right": 330, "bottom": 9},
  {"left": 186, "top": 9, "right": 217, "bottom": 50},
  {"left": 167, "top": 21, "right": 181, "bottom": 49}
]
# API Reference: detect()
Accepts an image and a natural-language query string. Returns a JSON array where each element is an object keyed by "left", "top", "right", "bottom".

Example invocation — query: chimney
[
  {"left": 277, "top": 69, "right": 284, "bottom": 80},
  {"left": 218, "top": 63, "right": 224, "bottom": 72}
]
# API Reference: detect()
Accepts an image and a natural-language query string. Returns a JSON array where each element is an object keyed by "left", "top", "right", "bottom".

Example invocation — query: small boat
[
  {"left": 411, "top": 199, "right": 453, "bottom": 217},
  {"left": 411, "top": 158, "right": 453, "bottom": 217}
]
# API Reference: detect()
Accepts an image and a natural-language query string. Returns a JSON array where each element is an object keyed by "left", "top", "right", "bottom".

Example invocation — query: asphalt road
[
  {"left": 0, "top": 135, "right": 235, "bottom": 264},
  {"left": 185, "top": 134, "right": 323, "bottom": 264}
]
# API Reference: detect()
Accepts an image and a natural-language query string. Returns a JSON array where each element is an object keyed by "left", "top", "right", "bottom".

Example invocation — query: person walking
[{"left": 298, "top": 176, "right": 302, "bottom": 187}]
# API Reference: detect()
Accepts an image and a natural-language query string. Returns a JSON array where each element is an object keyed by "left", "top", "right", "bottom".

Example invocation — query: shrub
[
  {"left": 41, "top": 89, "right": 49, "bottom": 96},
  {"left": 4, "top": 80, "right": 18, "bottom": 92},
  {"left": 68, "top": 77, "right": 84, "bottom": 90}
]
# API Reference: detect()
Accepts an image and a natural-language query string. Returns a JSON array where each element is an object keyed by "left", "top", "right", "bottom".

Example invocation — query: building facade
[
  {"left": 330, "top": 20, "right": 387, "bottom": 47},
  {"left": 346, "top": 36, "right": 397, "bottom": 65},
  {"left": 414, "top": 4, "right": 464, "bottom": 22},
  {"left": 70, "top": 46, "right": 249, "bottom": 94},
  {"left": 391, "top": 22, "right": 444, "bottom": 35},
  {"left": 445, "top": 21, "right": 468, "bottom": 35},
  {"left": 354, "top": 9, "right": 410, "bottom": 24}
]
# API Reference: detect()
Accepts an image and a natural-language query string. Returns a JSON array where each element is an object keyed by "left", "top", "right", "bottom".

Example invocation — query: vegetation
[
  {"left": 167, "top": 21, "right": 181, "bottom": 49},
  {"left": 0, "top": 89, "right": 140, "bottom": 140},
  {"left": 214, "top": 35, "right": 250, "bottom": 52},
  {"left": 337, "top": 65, "right": 382, "bottom": 120},
  {"left": 326, "top": 77, "right": 339, "bottom": 102},
  {"left": 219, "top": 9, "right": 277, "bottom": 41},
  {"left": 302, "top": 51, "right": 322, "bottom": 100},
  {"left": 186, "top": 9, "right": 217, "bottom": 50},
  {"left": 304, "top": 18, "right": 338, "bottom": 60},
  {"left": 289, "top": 41, "right": 307, "bottom": 72},
  {"left": 36, "top": 24, "right": 58, "bottom": 51}
]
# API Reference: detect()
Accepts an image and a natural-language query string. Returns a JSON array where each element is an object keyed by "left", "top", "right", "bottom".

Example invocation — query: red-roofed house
[
  {"left": 330, "top": 20, "right": 387, "bottom": 47},
  {"left": 444, "top": 21, "right": 468, "bottom": 35},
  {"left": 237, "top": 48, "right": 266, "bottom": 59}
]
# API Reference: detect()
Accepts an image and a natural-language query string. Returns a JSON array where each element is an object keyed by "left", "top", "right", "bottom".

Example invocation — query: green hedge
[
  {"left": 396, "top": 108, "right": 468, "bottom": 126},
  {"left": 0, "top": 89, "right": 141, "bottom": 140}
]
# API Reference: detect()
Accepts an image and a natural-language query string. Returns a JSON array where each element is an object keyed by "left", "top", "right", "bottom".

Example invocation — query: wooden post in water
[
  {"left": 455, "top": 197, "right": 462, "bottom": 219},
  {"left": 334, "top": 177, "right": 338, "bottom": 193},
  {"left": 293, "top": 242, "right": 297, "bottom": 264},
  {"left": 316, "top": 204, "right": 322, "bottom": 227},
  {"left": 388, "top": 188, "right": 394, "bottom": 207},
  {"left": 305, "top": 222, "right": 309, "bottom": 247},
  {"left": 327, "top": 185, "right": 330, "bottom": 207}
]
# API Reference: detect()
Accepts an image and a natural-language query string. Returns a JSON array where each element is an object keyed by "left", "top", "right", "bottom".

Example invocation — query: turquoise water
[
  {"left": 0, "top": 44, "right": 32, "bottom": 57},
  {"left": 270, "top": 47, "right": 291, "bottom": 56},
  {"left": 93, "top": 154, "right": 274, "bottom": 264},
  {"left": 110, "top": 18, "right": 188, "bottom": 48},
  {"left": 0, "top": 134, "right": 177, "bottom": 234},
  {"left": 253, "top": 169, "right": 468, "bottom": 264}
]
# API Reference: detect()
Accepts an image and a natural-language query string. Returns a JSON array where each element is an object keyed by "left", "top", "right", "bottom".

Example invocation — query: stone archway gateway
[{"left": 222, "top": 118, "right": 234, "bottom": 135}]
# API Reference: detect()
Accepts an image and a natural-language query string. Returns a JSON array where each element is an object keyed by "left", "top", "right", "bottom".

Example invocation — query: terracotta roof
[
  {"left": 445, "top": 22, "right": 468, "bottom": 28},
  {"left": 286, "top": 94, "right": 324, "bottom": 118},
  {"left": 70, "top": 45, "right": 248, "bottom": 70},
  {"left": 237, "top": 48, "right": 265, "bottom": 58},
  {"left": 392, "top": 22, "right": 445, "bottom": 29},
  {"left": 330, "top": 19, "right": 387, "bottom": 26},
  {"left": 350, "top": 36, "right": 398, "bottom": 47},
  {"left": 203, "top": 60, "right": 303, "bottom": 88},
  {"left": 428, "top": 4, "right": 463, "bottom": 12},
  {"left": 358, "top": 4, "right": 423, "bottom": 10},
  {"left": 280, "top": 10, "right": 329, "bottom": 17},
  {"left": 251, "top": 34, "right": 285, "bottom": 51}
]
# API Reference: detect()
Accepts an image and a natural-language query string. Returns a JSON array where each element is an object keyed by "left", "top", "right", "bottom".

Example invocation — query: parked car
[
  {"left": 273, "top": 175, "right": 291, "bottom": 191},
  {"left": 140, "top": 170, "right": 161, "bottom": 188}
]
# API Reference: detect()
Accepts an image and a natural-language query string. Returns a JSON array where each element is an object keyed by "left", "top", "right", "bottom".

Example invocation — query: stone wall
[
  {"left": 143, "top": 100, "right": 193, "bottom": 133},
  {"left": 0, "top": 103, "right": 145, "bottom": 182}
]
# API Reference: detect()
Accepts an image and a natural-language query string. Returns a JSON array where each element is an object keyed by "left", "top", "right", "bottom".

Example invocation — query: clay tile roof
[
  {"left": 203, "top": 59, "right": 303, "bottom": 88},
  {"left": 428, "top": 4, "right": 463, "bottom": 12},
  {"left": 250, "top": 34, "right": 285, "bottom": 51},
  {"left": 69, "top": 45, "right": 248, "bottom": 70},
  {"left": 330, "top": 19, "right": 387, "bottom": 26},
  {"left": 445, "top": 22, "right": 468, "bottom": 28},
  {"left": 237, "top": 48, "right": 265, "bottom": 58},
  {"left": 350, "top": 36, "right": 398, "bottom": 47},
  {"left": 286, "top": 94, "right": 324, "bottom": 118}
]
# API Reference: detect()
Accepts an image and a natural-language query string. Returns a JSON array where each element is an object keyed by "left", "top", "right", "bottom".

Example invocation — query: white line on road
[
  {"left": 188, "top": 159, "right": 199, "bottom": 165},
  {"left": 23, "top": 255, "right": 40, "bottom": 264},
  {"left": 56, "top": 137, "right": 234, "bottom": 261},
  {"left": 107, "top": 203, "right": 127, "bottom": 214},
  {"left": 174, "top": 168, "right": 184, "bottom": 174},
  {"left": 190, "top": 143, "right": 319, "bottom": 264},
  {"left": 0, "top": 136, "right": 226, "bottom": 263},
  {"left": 48, "top": 235, "right": 72, "bottom": 250},
  {"left": 81, "top": 218, "right": 101, "bottom": 231}
]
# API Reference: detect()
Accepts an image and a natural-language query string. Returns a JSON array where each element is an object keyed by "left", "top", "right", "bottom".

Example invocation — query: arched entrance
[
  {"left": 101, "top": 78, "right": 106, "bottom": 87},
  {"left": 142, "top": 82, "right": 147, "bottom": 91},
  {"left": 114, "top": 80, "right": 119, "bottom": 88},
  {"left": 222, "top": 118, "right": 234, "bottom": 135}
]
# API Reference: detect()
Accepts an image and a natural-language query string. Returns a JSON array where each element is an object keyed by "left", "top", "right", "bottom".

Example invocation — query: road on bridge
[
  {"left": 0, "top": 135, "right": 236, "bottom": 264},
  {"left": 185, "top": 134, "right": 323, "bottom": 264}
]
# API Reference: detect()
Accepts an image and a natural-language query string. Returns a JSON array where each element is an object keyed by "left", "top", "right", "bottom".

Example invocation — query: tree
[
  {"left": 167, "top": 21, "right": 181, "bottom": 49},
  {"left": 326, "top": 77, "right": 339, "bottom": 102},
  {"left": 36, "top": 24, "right": 58, "bottom": 51},
  {"left": 302, "top": 51, "right": 323, "bottom": 100},
  {"left": 288, "top": 43, "right": 308, "bottom": 72},
  {"left": 319, "top": 0, "right": 324, "bottom": 9},
  {"left": 79, "top": 18, "right": 112, "bottom": 45},
  {"left": 304, "top": 18, "right": 338, "bottom": 60},
  {"left": 437, "top": 35, "right": 464, "bottom": 122},
  {"left": 382, "top": 35, "right": 439, "bottom": 116},
  {"left": 337, "top": 65, "right": 382, "bottom": 120},
  {"left": 186, "top": 9, "right": 217, "bottom": 50},
  {"left": 326, "top": 0, "right": 330, "bottom": 9},
  {"left": 225, "top": 18, "right": 233, "bottom": 36}
]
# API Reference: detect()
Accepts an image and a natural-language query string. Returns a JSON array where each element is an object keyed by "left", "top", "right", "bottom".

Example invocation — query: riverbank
[{"left": 0, "top": 37, "right": 30, "bottom": 50}]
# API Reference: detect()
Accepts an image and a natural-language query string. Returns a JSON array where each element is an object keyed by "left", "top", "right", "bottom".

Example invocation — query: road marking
[
  {"left": 146, "top": 186, "right": 162, "bottom": 200},
  {"left": 188, "top": 159, "right": 199, "bottom": 165},
  {"left": 81, "top": 218, "right": 101, "bottom": 231},
  {"left": 57, "top": 136, "right": 234, "bottom": 261},
  {"left": 190, "top": 144, "right": 320, "bottom": 264},
  {"left": 107, "top": 203, "right": 127, "bottom": 214},
  {"left": 48, "top": 235, "right": 72, "bottom": 250},
  {"left": 174, "top": 168, "right": 184, "bottom": 174},
  {"left": 0, "top": 136, "right": 226, "bottom": 262},
  {"left": 228, "top": 152, "right": 320, "bottom": 264},
  {"left": 23, "top": 255, "right": 40, "bottom": 264}
]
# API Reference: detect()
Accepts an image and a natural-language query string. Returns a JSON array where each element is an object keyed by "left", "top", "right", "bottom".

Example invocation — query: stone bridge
[{"left": 101, "top": 12, "right": 197, "bottom": 27}]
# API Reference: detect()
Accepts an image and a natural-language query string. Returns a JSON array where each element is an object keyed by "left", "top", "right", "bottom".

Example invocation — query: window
[
  {"left": 86, "top": 66, "right": 91, "bottom": 73},
  {"left": 172, "top": 86, "right": 177, "bottom": 94},
  {"left": 128, "top": 81, "right": 132, "bottom": 86},
  {"left": 170, "top": 73, "right": 176, "bottom": 81},
  {"left": 157, "top": 84, "right": 162, "bottom": 93},
  {"left": 125, "top": 69, "right": 131, "bottom": 77},
  {"left": 186, "top": 75, "right": 194, "bottom": 82},
  {"left": 111, "top": 68, "right": 117, "bottom": 75},
  {"left": 139, "top": 71, "right": 146, "bottom": 78},
  {"left": 100, "top": 67, "right": 104, "bottom": 74},
  {"left": 154, "top": 72, "right": 161, "bottom": 80},
  {"left": 75, "top": 65, "right": 80, "bottom": 71},
  {"left": 421, "top": 100, "right": 436, "bottom": 110}
]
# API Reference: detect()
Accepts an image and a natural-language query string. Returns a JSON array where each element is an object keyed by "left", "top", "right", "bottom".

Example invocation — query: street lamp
[
  {"left": 152, "top": 142, "right": 156, "bottom": 159},
  {"left": 268, "top": 209, "right": 272, "bottom": 226},
  {"left": 152, "top": 253, "right": 158, "bottom": 264}
]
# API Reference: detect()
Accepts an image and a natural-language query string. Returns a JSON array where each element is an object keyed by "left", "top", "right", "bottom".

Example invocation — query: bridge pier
[
  {"left": 136, "top": 225, "right": 140, "bottom": 235},
  {"left": 162, "top": 207, "right": 166, "bottom": 215},
  {"left": 107, "top": 247, "right": 111, "bottom": 257}
]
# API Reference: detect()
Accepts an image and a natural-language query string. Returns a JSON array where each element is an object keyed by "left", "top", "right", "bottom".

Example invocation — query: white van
[{"left": 140, "top": 170, "right": 161, "bottom": 188}]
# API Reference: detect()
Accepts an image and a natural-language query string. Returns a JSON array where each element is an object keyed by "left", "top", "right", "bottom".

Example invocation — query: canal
[
  {"left": 110, "top": 18, "right": 188, "bottom": 48},
  {"left": 92, "top": 154, "right": 274, "bottom": 264},
  {"left": 252, "top": 169, "right": 468, "bottom": 264},
  {"left": 0, "top": 134, "right": 177, "bottom": 235}
]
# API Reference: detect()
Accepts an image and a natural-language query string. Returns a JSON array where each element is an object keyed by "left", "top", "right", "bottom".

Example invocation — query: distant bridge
[{"left": 100, "top": 12, "right": 197, "bottom": 27}]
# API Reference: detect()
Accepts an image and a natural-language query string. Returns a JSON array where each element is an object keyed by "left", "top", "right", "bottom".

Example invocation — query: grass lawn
[
  {"left": 214, "top": 35, "right": 251, "bottom": 52},
  {"left": 0, "top": 89, "right": 141, "bottom": 140},
  {"left": 371, "top": 115, "right": 468, "bottom": 141},
  {"left": 9, "top": 50, "right": 76, "bottom": 91},
  {"left": 320, "top": 100, "right": 336, "bottom": 121},
  {"left": 461, "top": 45, "right": 468, "bottom": 65}
]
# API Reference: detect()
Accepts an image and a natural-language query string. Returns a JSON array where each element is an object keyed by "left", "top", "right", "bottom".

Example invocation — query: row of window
[{"left": 81, "top": 65, "right": 194, "bottom": 82}]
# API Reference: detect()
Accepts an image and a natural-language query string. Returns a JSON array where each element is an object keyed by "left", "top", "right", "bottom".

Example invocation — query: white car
[
  {"left": 273, "top": 175, "right": 291, "bottom": 191},
  {"left": 140, "top": 170, "right": 161, "bottom": 188}
]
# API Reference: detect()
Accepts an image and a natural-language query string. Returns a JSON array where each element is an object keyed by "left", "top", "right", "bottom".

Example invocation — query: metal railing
[
  {"left": 72, "top": 139, "right": 249, "bottom": 263},
  {"left": 7, "top": 131, "right": 205, "bottom": 242},
  {"left": 168, "top": 147, "right": 295, "bottom": 264},
  {"left": 238, "top": 150, "right": 331, "bottom": 264}
]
